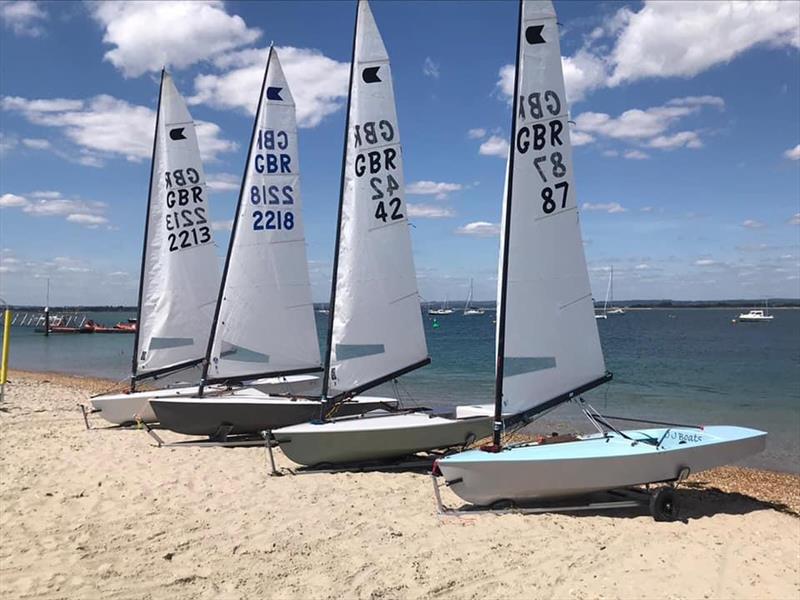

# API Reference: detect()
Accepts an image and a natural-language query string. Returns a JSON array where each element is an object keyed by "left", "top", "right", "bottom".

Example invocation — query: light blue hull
[{"left": 437, "top": 426, "right": 766, "bottom": 506}]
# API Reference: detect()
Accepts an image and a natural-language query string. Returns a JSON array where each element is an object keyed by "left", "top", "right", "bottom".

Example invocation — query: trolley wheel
[{"left": 650, "top": 487, "right": 679, "bottom": 522}]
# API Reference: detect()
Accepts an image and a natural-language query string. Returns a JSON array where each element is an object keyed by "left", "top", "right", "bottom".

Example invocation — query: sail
[
  {"left": 325, "top": 0, "right": 429, "bottom": 398},
  {"left": 204, "top": 48, "right": 321, "bottom": 383},
  {"left": 496, "top": 0, "right": 606, "bottom": 417},
  {"left": 134, "top": 72, "right": 220, "bottom": 377},
  {"left": 465, "top": 279, "right": 473, "bottom": 310}
]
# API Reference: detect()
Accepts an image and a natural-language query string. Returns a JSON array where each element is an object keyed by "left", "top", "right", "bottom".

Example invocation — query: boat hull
[
  {"left": 274, "top": 412, "right": 493, "bottom": 466},
  {"left": 151, "top": 395, "right": 399, "bottom": 437},
  {"left": 437, "top": 426, "right": 766, "bottom": 506},
  {"left": 90, "top": 375, "right": 319, "bottom": 426}
]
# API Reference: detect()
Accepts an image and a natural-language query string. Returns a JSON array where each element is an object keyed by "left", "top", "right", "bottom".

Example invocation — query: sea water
[{"left": 6, "top": 308, "right": 799, "bottom": 472}]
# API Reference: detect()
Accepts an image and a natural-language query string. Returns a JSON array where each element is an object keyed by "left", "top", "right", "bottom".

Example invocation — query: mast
[
  {"left": 131, "top": 69, "right": 165, "bottom": 392},
  {"left": 198, "top": 47, "right": 274, "bottom": 398},
  {"left": 321, "top": 2, "right": 360, "bottom": 402},
  {"left": 492, "top": 0, "right": 524, "bottom": 447}
]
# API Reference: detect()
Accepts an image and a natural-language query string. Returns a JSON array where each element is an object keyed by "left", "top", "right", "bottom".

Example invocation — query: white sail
[
  {"left": 327, "top": 0, "right": 428, "bottom": 397},
  {"left": 497, "top": 0, "right": 605, "bottom": 416},
  {"left": 135, "top": 72, "right": 220, "bottom": 376},
  {"left": 205, "top": 48, "right": 321, "bottom": 382}
]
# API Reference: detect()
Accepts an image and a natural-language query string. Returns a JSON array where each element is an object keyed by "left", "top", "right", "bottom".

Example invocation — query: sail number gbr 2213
[{"left": 515, "top": 89, "right": 570, "bottom": 216}]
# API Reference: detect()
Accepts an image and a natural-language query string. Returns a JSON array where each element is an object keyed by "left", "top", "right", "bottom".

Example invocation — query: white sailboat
[
  {"left": 90, "top": 71, "right": 316, "bottom": 426},
  {"left": 149, "top": 48, "right": 392, "bottom": 437},
  {"left": 595, "top": 267, "right": 610, "bottom": 319},
  {"left": 606, "top": 266, "right": 625, "bottom": 314},
  {"left": 435, "top": 0, "right": 765, "bottom": 510},
  {"left": 273, "top": 0, "right": 492, "bottom": 465},
  {"left": 428, "top": 296, "right": 455, "bottom": 315},
  {"left": 463, "top": 279, "right": 485, "bottom": 315},
  {"left": 736, "top": 299, "right": 774, "bottom": 323}
]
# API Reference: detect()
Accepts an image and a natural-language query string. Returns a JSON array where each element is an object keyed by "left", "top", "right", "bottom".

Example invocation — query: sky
[{"left": 0, "top": 0, "right": 798, "bottom": 306}]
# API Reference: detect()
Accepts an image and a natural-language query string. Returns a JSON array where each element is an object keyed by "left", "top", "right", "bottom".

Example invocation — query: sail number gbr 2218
[
  {"left": 250, "top": 129, "right": 295, "bottom": 231},
  {"left": 516, "top": 89, "right": 570, "bottom": 216}
]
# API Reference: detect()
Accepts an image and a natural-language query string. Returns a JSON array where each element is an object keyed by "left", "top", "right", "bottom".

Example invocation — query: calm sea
[{"left": 7, "top": 308, "right": 799, "bottom": 473}]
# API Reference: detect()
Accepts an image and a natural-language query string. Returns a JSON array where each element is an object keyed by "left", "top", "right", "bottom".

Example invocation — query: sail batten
[
  {"left": 204, "top": 47, "right": 321, "bottom": 385},
  {"left": 133, "top": 72, "right": 220, "bottom": 379},
  {"left": 494, "top": 0, "right": 606, "bottom": 428},
  {"left": 324, "top": 0, "right": 429, "bottom": 398}
]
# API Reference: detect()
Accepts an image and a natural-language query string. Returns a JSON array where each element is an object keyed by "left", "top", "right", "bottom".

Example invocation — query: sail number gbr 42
[{"left": 353, "top": 119, "right": 406, "bottom": 226}]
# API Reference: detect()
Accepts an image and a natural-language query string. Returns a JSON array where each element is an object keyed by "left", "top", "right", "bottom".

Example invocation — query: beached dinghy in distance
[
  {"left": 150, "top": 47, "right": 392, "bottom": 438},
  {"left": 88, "top": 71, "right": 317, "bottom": 426},
  {"left": 274, "top": 0, "right": 492, "bottom": 466},
  {"left": 436, "top": 0, "right": 766, "bottom": 511}
]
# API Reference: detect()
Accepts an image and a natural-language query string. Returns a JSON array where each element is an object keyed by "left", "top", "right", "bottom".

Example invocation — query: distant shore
[{"left": 0, "top": 369, "right": 798, "bottom": 599}]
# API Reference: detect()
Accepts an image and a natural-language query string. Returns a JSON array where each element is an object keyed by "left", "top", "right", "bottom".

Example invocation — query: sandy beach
[{"left": 1, "top": 370, "right": 798, "bottom": 600}]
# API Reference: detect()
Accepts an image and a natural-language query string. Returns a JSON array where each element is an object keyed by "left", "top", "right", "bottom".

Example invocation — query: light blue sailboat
[{"left": 435, "top": 0, "right": 766, "bottom": 517}]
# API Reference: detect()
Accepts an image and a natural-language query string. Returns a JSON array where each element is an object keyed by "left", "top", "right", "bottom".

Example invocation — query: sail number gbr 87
[
  {"left": 353, "top": 119, "right": 404, "bottom": 225},
  {"left": 515, "top": 89, "right": 570, "bottom": 217},
  {"left": 250, "top": 128, "right": 295, "bottom": 231}
]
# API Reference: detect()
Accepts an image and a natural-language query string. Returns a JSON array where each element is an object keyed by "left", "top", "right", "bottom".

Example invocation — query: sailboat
[
  {"left": 594, "top": 268, "right": 610, "bottom": 319},
  {"left": 148, "top": 48, "right": 393, "bottom": 437},
  {"left": 89, "top": 71, "right": 317, "bottom": 426},
  {"left": 606, "top": 266, "right": 625, "bottom": 314},
  {"left": 736, "top": 299, "right": 774, "bottom": 323},
  {"left": 273, "top": 0, "right": 493, "bottom": 466},
  {"left": 435, "top": 0, "right": 765, "bottom": 509},
  {"left": 428, "top": 296, "right": 455, "bottom": 315},
  {"left": 463, "top": 279, "right": 485, "bottom": 316}
]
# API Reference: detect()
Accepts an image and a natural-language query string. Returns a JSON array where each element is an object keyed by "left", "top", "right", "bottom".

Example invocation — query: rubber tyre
[{"left": 650, "top": 487, "right": 678, "bottom": 522}]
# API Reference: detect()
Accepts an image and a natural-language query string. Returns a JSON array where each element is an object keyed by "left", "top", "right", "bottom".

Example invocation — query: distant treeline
[{"left": 6, "top": 299, "right": 800, "bottom": 312}]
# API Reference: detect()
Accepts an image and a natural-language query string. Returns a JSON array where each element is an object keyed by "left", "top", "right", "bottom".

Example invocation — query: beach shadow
[{"left": 444, "top": 486, "right": 797, "bottom": 522}]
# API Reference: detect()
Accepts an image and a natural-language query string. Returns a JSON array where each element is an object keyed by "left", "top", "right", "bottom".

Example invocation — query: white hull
[
  {"left": 463, "top": 309, "right": 485, "bottom": 316},
  {"left": 274, "top": 410, "right": 493, "bottom": 466},
  {"left": 437, "top": 426, "right": 766, "bottom": 506},
  {"left": 90, "top": 374, "right": 318, "bottom": 425},
  {"left": 594, "top": 314, "right": 607, "bottom": 320}
]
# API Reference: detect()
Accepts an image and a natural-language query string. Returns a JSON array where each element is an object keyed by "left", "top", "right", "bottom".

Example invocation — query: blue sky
[{"left": 0, "top": 0, "right": 798, "bottom": 305}]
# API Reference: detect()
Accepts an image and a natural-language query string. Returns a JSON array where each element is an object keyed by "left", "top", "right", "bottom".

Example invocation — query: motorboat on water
[
  {"left": 435, "top": 0, "right": 766, "bottom": 512},
  {"left": 736, "top": 309, "right": 773, "bottom": 323}
]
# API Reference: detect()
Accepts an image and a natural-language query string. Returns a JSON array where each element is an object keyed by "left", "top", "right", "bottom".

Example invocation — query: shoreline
[{"left": 1, "top": 370, "right": 798, "bottom": 598}]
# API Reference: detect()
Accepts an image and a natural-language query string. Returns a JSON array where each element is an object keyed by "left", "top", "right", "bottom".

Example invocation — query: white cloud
[
  {"left": 66, "top": 214, "right": 109, "bottom": 227},
  {"left": 647, "top": 131, "right": 703, "bottom": 149},
  {"left": 89, "top": 1, "right": 261, "bottom": 78},
  {"left": 624, "top": 150, "right": 650, "bottom": 160},
  {"left": 784, "top": 144, "right": 800, "bottom": 160},
  {"left": 742, "top": 219, "right": 766, "bottom": 229},
  {"left": 582, "top": 202, "right": 627, "bottom": 214},
  {"left": 406, "top": 181, "right": 463, "bottom": 200},
  {"left": 0, "top": 132, "right": 18, "bottom": 155},
  {"left": 467, "top": 128, "right": 487, "bottom": 140},
  {"left": 478, "top": 135, "right": 509, "bottom": 158},
  {"left": 1, "top": 1, "right": 46, "bottom": 37},
  {"left": 211, "top": 220, "right": 233, "bottom": 232},
  {"left": 190, "top": 46, "right": 349, "bottom": 128},
  {"left": 455, "top": 221, "right": 500, "bottom": 238},
  {"left": 207, "top": 172, "right": 241, "bottom": 193},
  {"left": 422, "top": 57, "right": 440, "bottom": 79},
  {"left": 21, "top": 138, "right": 50, "bottom": 150},
  {"left": 694, "top": 258, "right": 720, "bottom": 267},
  {"left": 407, "top": 203, "right": 454, "bottom": 219},
  {"left": 0, "top": 193, "right": 28, "bottom": 208},
  {"left": 2, "top": 94, "right": 236, "bottom": 164},
  {"left": 570, "top": 130, "right": 595, "bottom": 147},
  {"left": 789, "top": 213, "right": 800, "bottom": 226},
  {"left": 666, "top": 96, "right": 726, "bottom": 109},
  {"left": 640, "top": 206, "right": 654, "bottom": 212},
  {"left": 635, "top": 264, "right": 650, "bottom": 270},
  {"left": 608, "top": 1, "right": 800, "bottom": 86},
  {"left": 0, "top": 191, "right": 110, "bottom": 229}
]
